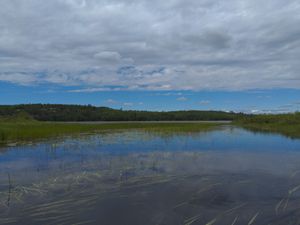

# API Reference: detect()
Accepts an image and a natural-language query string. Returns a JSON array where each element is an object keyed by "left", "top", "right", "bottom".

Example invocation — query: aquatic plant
[
  {"left": 0, "top": 120, "right": 220, "bottom": 145},
  {"left": 235, "top": 112, "right": 300, "bottom": 138}
]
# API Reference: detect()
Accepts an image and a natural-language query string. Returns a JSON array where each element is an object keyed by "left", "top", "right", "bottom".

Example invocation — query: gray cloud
[{"left": 0, "top": 0, "right": 300, "bottom": 90}]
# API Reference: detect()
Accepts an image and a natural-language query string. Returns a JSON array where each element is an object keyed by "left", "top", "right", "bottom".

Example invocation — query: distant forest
[{"left": 0, "top": 104, "right": 243, "bottom": 121}]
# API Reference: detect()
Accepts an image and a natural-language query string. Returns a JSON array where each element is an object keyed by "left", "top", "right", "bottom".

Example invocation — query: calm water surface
[{"left": 1, "top": 126, "right": 300, "bottom": 225}]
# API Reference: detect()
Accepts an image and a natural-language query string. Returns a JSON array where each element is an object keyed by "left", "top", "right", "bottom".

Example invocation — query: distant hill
[{"left": 0, "top": 104, "right": 243, "bottom": 121}]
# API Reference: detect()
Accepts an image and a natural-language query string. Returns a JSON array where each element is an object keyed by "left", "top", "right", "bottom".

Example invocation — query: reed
[
  {"left": 235, "top": 112, "right": 300, "bottom": 138},
  {"left": 0, "top": 118, "right": 220, "bottom": 145}
]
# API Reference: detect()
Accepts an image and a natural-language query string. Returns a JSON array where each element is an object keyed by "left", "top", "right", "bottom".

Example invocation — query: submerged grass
[{"left": 0, "top": 117, "right": 221, "bottom": 145}]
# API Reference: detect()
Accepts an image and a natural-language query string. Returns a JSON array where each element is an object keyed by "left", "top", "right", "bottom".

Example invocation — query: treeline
[{"left": 0, "top": 104, "right": 242, "bottom": 121}]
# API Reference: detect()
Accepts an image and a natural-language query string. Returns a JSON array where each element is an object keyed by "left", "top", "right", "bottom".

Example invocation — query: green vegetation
[
  {"left": 0, "top": 116, "right": 220, "bottom": 145},
  {"left": 236, "top": 112, "right": 300, "bottom": 138},
  {"left": 1, "top": 104, "right": 300, "bottom": 144},
  {"left": 0, "top": 104, "right": 239, "bottom": 121},
  {"left": 0, "top": 104, "right": 235, "bottom": 144}
]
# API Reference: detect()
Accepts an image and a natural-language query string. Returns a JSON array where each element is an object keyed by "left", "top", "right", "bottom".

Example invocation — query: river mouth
[{"left": 1, "top": 126, "right": 300, "bottom": 225}]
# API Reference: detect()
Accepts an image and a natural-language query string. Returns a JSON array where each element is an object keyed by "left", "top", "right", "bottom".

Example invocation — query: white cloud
[
  {"left": 123, "top": 102, "right": 134, "bottom": 106},
  {"left": 154, "top": 92, "right": 183, "bottom": 96},
  {"left": 257, "top": 95, "right": 272, "bottom": 99},
  {"left": 176, "top": 97, "right": 188, "bottom": 101},
  {"left": 0, "top": 0, "right": 300, "bottom": 90},
  {"left": 105, "top": 99, "right": 118, "bottom": 104},
  {"left": 250, "top": 109, "right": 260, "bottom": 114},
  {"left": 104, "top": 99, "right": 134, "bottom": 107},
  {"left": 199, "top": 100, "right": 211, "bottom": 105}
]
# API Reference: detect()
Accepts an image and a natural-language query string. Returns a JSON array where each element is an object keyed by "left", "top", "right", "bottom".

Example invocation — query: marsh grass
[
  {"left": 0, "top": 118, "right": 220, "bottom": 145},
  {"left": 235, "top": 112, "right": 300, "bottom": 139},
  {"left": 237, "top": 123, "right": 300, "bottom": 139}
]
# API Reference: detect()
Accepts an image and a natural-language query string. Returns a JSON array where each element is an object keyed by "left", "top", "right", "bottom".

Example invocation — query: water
[{"left": 1, "top": 126, "right": 300, "bottom": 225}]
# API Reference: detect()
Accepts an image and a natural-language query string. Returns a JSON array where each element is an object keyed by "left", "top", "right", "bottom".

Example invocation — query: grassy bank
[
  {"left": 236, "top": 113, "right": 300, "bottom": 138},
  {"left": 0, "top": 117, "right": 221, "bottom": 145}
]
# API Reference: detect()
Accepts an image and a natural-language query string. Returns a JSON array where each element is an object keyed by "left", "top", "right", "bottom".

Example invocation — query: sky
[{"left": 0, "top": 0, "right": 300, "bottom": 113}]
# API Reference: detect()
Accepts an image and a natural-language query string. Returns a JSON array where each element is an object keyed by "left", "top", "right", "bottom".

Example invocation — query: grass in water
[
  {"left": 0, "top": 116, "right": 221, "bottom": 145},
  {"left": 235, "top": 112, "right": 300, "bottom": 139}
]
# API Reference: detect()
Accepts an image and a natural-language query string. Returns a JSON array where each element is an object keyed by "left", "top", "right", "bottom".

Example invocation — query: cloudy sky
[{"left": 1, "top": 0, "right": 300, "bottom": 112}]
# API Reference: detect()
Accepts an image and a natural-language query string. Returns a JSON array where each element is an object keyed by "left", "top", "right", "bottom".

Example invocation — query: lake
[{"left": 1, "top": 125, "right": 300, "bottom": 225}]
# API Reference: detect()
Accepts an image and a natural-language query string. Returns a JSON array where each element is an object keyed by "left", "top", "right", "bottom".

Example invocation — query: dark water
[{"left": 1, "top": 126, "right": 300, "bottom": 225}]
